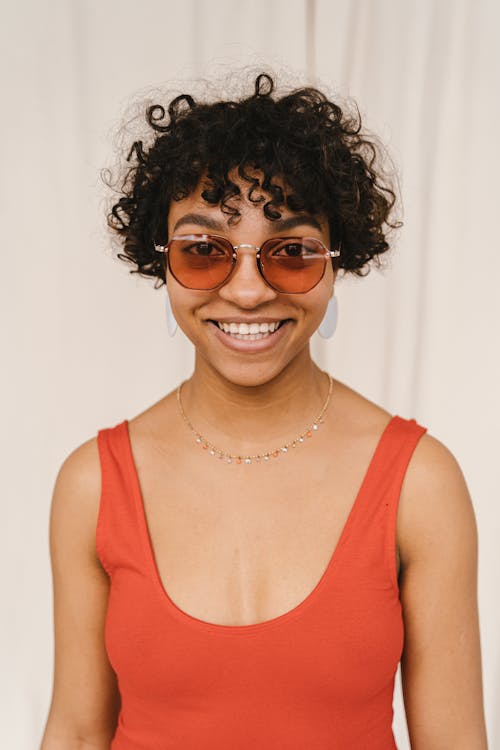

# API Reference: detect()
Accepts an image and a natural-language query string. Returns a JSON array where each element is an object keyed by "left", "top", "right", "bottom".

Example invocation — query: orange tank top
[{"left": 96, "top": 414, "right": 427, "bottom": 749}]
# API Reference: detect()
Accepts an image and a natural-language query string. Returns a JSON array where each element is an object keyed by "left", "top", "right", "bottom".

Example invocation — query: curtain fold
[{"left": 2, "top": 1, "right": 498, "bottom": 747}]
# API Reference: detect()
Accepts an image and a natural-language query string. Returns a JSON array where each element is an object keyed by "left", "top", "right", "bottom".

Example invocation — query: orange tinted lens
[
  {"left": 168, "top": 236, "right": 233, "bottom": 289},
  {"left": 261, "top": 238, "right": 327, "bottom": 292}
]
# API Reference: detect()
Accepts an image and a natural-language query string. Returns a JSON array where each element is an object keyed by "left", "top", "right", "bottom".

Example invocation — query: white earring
[
  {"left": 318, "top": 294, "right": 338, "bottom": 339},
  {"left": 165, "top": 291, "right": 178, "bottom": 337}
]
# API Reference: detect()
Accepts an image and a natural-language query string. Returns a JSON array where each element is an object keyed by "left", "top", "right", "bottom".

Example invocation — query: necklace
[{"left": 176, "top": 372, "right": 334, "bottom": 465}]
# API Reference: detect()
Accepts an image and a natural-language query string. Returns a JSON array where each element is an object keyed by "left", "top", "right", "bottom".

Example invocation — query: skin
[
  {"left": 40, "top": 176, "right": 489, "bottom": 749},
  {"left": 165, "top": 179, "right": 338, "bottom": 442}
]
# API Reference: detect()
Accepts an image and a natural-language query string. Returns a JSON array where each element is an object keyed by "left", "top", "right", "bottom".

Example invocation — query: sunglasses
[{"left": 154, "top": 234, "right": 341, "bottom": 294}]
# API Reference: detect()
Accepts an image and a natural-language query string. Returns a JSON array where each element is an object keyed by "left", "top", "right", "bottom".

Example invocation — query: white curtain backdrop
[{"left": 2, "top": 1, "right": 499, "bottom": 747}]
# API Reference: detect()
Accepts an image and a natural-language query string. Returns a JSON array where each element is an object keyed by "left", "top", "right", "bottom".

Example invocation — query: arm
[
  {"left": 398, "top": 433, "right": 489, "bottom": 749},
  {"left": 40, "top": 438, "right": 120, "bottom": 750}
]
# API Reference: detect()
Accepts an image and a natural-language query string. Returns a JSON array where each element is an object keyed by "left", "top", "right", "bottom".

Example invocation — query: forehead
[{"left": 167, "top": 174, "right": 329, "bottom": 237}]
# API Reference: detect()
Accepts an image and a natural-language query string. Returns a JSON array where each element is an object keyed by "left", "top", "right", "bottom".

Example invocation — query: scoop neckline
[{"left": 121, "top": 414, "right": 400, "bottom": 635}]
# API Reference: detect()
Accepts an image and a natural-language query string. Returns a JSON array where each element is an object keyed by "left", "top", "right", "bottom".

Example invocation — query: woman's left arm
[{"left": 398, "top": 432, "right": 489, "bottom": 750}]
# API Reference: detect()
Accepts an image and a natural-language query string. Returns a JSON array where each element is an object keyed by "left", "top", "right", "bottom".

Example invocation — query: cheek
[
  {"left": 166, "top": 283, "right": 215, "bottom": 337},
  {"left": 168, "top": 293, "right": 201, "bottom": 323},
  {"left": 166, "top": 269, "right": 196, "bottom": 312},
  {"left": 302, "top": 284, "right": 332, "bottom": 321},
  {"left": 310, "top": 300, "right": 331, "bottom": 330},
  {"left": 302, "top": 290, "right": 334, "bottom": 337}
]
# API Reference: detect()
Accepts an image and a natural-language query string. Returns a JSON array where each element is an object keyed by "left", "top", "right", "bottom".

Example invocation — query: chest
[{"left": 129, "top": 428, "right": 401, "bottom": 627}]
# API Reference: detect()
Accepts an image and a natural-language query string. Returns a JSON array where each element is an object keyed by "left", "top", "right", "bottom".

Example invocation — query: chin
[{"left": 205, "top": 356, "right": 298, "bottom": 391}]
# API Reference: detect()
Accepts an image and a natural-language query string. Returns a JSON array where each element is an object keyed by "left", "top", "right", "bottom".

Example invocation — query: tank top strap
[
  {"left": 334, "top": 415, "right": 428, "bottom": 588},
  {"left": 96, "top": 420, "right": 149, "bottom": 577},
  {"left": 361, "top": 415, "right": 428, "bottom": 502}
]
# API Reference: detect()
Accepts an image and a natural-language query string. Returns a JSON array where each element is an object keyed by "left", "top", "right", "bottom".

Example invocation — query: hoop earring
[
  {"left": 165, "top": 291, "right": 178, "bottom": 337},
  {"left": 318, "top": 294, "right": 338, "bottom": 339}
]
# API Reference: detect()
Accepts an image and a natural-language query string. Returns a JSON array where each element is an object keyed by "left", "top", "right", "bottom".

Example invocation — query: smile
[
  {"left": 214, "top": 320, "right": 285, "bottom": 339},
  {"left": 207, "top": 319, "right": 292, "bottom": 350}
]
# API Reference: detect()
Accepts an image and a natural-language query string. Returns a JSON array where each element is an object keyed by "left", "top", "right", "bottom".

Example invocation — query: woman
[{"left": 41, "top": 73, "right": 488, "bottom": 749}]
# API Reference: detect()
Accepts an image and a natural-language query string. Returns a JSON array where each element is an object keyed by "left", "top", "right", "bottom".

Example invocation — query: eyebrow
[{"left": 172, "top": 212, "right": 323, "bottom": 233}]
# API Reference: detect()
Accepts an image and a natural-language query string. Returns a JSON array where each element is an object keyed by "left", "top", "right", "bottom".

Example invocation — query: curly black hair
[{"left": 104, "top": 72, "right": 401, "bottom": 289}]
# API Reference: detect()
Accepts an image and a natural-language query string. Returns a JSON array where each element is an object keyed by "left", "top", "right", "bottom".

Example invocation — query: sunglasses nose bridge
[
  {"left": 233, "top": 243, "right": 260, "bottom": 251},
  {"left": 232, "top": 242, "right": 262, "bottom": 269},
  {"left": 229, "top": 244, "right": 263, "bottom": 273},
  {"left": 218, "top": 244, "right": 275, "bottom": 299}
]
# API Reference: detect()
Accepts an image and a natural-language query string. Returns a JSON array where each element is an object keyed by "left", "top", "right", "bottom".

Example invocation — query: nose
[{"left": 217, "top": 246, "right": 278, "bottom": 307}]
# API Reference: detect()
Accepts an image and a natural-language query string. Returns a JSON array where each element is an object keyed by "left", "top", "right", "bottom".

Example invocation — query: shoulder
[
  {"left": 53, "top": 434, "right": 101, "bottom": 504},
  {"left": 50, "top": 435, "right": 102, "bottom": 561},
  {"left": 331, "top": 379, "right": 478, "bottom": 569},
  {"left": 397, "top": 429, "right": 478, "bottom": 569}
]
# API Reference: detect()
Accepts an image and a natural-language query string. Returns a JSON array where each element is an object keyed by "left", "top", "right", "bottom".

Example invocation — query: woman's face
[{"left": 165, "top": 176, "right": 338, "bottom": 387}]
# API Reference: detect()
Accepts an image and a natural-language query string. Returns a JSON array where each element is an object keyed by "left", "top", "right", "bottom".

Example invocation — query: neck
[{"left": 179, "top": 348, "right": 332, "bottom": 452}]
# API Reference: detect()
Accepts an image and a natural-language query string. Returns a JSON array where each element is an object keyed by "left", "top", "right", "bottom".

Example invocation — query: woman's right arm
[{"left": 40, "top": 437, "right": 120, "bottom": 750}]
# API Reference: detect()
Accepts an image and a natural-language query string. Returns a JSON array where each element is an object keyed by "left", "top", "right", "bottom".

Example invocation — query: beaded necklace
[{"left": 176, "top": 373, "right": 333, "bottom": 465}]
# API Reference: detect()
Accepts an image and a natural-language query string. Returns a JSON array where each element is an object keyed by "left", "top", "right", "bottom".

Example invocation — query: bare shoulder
[
  {"left": 397, "top": 429, "right": 478, "bottom": 569},
  {"left": 335, "top": 375, "right": 478, "bottom": 565},
  {"left": 51, "top": 434, "right": 102, "bottom": 550},
  {"left": 55, "top": 434, "right": 101, "bottom": 494},
  {"left": 332, "top": 379, "right": 478, "bottom": 574}
]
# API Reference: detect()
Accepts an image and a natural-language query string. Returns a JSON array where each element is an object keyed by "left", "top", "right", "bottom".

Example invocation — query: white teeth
[{"left": 217, "top": 321, "right": 281, "bottom": 335}]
